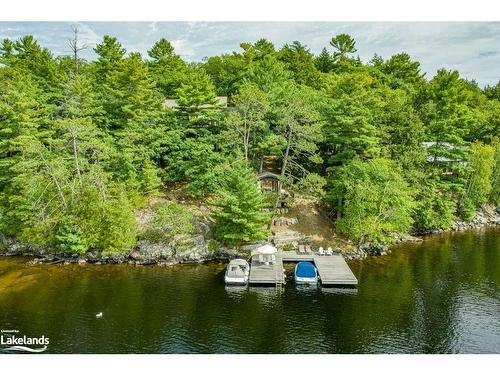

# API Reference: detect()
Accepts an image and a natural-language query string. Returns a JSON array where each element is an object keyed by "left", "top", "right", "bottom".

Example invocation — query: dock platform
[
  {"left": 249, "top": 251, "right": 357, "bottom": 286},
  {"left": 314, "top": 254, "right": 358, "bottom": 286},
  {"left": 248, "top": 252, "right": 285, "bottom": 285}
]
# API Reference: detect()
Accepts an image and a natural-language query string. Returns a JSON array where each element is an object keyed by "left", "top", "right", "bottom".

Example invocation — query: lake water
[{"left": 1, "top": 227, "right": 499, "bottom": 353}]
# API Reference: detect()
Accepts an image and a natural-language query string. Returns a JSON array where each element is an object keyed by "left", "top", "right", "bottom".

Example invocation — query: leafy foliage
[
  {"left": 329, "top": 158, "right": 415, "bottom": 244},
  {"left": 142, "top": 201, "right": 195, "bottom": 242}
]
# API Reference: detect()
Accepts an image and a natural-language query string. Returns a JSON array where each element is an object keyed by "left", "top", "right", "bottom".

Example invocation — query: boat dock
[
  {"left": 249, "top": 251, "right": 357, "bottom": 286},
  {"left": 248, "top": 251, "right": 285, "bottom": 285}
]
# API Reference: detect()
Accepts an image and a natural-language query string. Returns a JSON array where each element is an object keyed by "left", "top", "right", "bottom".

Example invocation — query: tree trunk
[
  {"left": 274, "top": 123, "right": 293, "bottom": 210},
  {"left": 70, "top": 127, "right": 81, "bottom": 181},
  {"left": 280, "top": 124, "right": 293, "bottom": 178}
]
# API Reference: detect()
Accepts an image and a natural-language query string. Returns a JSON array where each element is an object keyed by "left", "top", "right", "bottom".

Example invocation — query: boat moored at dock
[
  {"left": 224, "top": 259, "right": 250, "bottom": 285},
  {"left": 294, "top": 261, "right": 318, "bottom": 285}
]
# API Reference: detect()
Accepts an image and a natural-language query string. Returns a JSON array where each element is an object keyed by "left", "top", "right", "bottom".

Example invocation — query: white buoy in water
[{"left": 96, "top": 312, "right": 103, "bottom": 318}]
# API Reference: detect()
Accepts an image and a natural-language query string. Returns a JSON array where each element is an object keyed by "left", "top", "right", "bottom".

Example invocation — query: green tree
[
  {"left": 459, "top": 141, "right": 495, "bottom": 220},
  {"left": 321, "top": 71, "right": 382, "bottom": 166},
  {"left": 269, "top": 83, "right": 323, "bottom": 188},
  {"left": 147, "top": 38, "right": 189, "bottom": 97},
  {"left": 484, "top": 80, "right": 500, "bottom": 101},
  {"left": 175, "top": 69, "right": 220, "bottom": 126},
  {"left": 329, "top": 158, "right": 415, "bottom": 245},
  {"left": 377, "top": 53, "right": 426, "bottom": 91},
  {"left": 0, "top": 35, "right": 63, "bottom": 102},
  {"left": 212, "top": 161, "right": 269, "bottom": 247},
  {"left": 55, "top": 217, "right": 87, "bottom": 254},
  {"left": 490, "top": 138, "right": 500, "bottom": 205},
  {"left": 315, "top": 47, "right": 334, "bottom": 73},
  {"left": 330, "top": 34, "right": 357, "bottom": 61},
  {"left": 413, "top": 182, "right": 456, "bottom": 231},
  {"left": 278, "top": 41, "right": 321, "bottom": 87},
  {"left": 228, "top": 82, "right": 269, "bottom": 161},
  {"left": 93, "top": 35, "right": 126, "bottom": 77}
]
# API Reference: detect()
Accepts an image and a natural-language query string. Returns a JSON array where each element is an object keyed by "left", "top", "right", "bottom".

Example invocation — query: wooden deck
[
  {"left": 248, "top": 252, "right": 285, "bottom": 285},
  {"left": 281, "top": 252, "right": 314, "bottom": 262},
  {"left": 314, "top": 254, "right": 358, "bottom": 286},
  {"left": 249, "top": 251, "right": 357, "bottom": 287}
]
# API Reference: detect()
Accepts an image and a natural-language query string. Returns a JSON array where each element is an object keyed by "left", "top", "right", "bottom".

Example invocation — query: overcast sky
[{"left": 0, "top": 22, "right": 498, "bottom": 87}]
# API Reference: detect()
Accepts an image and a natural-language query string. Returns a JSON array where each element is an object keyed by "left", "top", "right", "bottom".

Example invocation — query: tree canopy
[{"left": 1, "top": 31, "right": 498, "bottom": 253}]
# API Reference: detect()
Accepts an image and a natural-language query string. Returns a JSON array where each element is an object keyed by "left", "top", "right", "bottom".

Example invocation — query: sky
[{"left": 0, "top": 21, "right": 499, "bottom": 87}]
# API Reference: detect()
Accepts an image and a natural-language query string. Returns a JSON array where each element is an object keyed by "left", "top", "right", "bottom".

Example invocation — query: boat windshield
[{"left": 226, "top": 262, "right": 247, "bottom": 278}]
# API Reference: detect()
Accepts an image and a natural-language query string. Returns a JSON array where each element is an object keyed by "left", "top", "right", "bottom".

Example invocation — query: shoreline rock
[
  {"left": 343, "top": 205, "right": 499, "bottom": 260},
  {"left": 1, "top": 205, "right": 498, "bottom": 265}
]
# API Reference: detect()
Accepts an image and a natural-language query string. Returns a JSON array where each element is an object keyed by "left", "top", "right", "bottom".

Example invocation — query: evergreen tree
[
  {"left": 484, "top": 80, "right": 500, "bottom": 101},
  {"left": 212, "top": 161, "right": 269, "bottom": 247},
  {"left": 147, "top": 38, "right": 189, "bottom": 97},
  {"left": 228, "top": 82, "right": 269, "bottom": 161},
  {"left": 175, "top": 69, "right": 220, "bottom": 126},
  {"left": 315, "top": 47, "right": 334, "bottom": 73},
  {"left": 330, "top": 34, "right": 357, "bottom": 61},
  {"left": 459, "top": 141, "right": 495, "bottom": 219},
  {"left": 278, "top": 41, "right": 321, "bottom": 87},
  {"left": 321, "top": 72, "right": 381, "bottom": 166}
]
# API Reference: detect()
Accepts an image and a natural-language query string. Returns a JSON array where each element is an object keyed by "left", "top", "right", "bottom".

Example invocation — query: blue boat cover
[{"left": 296, "top": 262, "right": 317, "bottom": 278}]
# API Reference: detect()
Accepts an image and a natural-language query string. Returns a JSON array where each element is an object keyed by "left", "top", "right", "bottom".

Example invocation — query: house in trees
[
  {"left": 164, "top": 96, "right": 228, "bottom": 127},
  {"left": 258, "top": 171, "right": 280, "bottom": 193},
  {"left": 257, "top": 155, "right": 280, "bottom": 193},
  {"left": 422, "top": 142, "right": 468, "bottom": 166},
  {"left": 163, "top": 96, "right": 228, "bottom": 109},
  {"left": 422, "top": 141, "right": 468, "bottom": 175}
]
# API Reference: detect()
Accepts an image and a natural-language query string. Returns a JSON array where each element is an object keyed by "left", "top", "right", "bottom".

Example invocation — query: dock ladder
[{"left": 275, "top": 266, "right": 284, "bottom": 291}]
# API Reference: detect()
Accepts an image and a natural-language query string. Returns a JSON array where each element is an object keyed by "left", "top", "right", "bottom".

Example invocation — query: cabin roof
[{"left": 164, "top": 96, "right": 228, "bottom": 109}]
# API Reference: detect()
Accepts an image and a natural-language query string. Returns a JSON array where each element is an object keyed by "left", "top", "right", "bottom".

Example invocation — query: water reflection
[{"left": 321, "top": 287, "right": 358, "bottom": 296}]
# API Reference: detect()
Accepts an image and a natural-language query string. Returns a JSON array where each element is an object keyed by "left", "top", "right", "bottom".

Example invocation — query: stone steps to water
[{"left": 271, "top": 230, "right": 305, "bottom": 248}]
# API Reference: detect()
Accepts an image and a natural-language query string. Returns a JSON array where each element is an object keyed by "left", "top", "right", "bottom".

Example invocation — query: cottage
[{"left": 163, "top": 96, "right": 228, "bottom": 109}]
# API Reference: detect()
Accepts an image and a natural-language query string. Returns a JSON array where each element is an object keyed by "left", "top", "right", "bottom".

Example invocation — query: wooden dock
[
  {"left": 248, "top": 252, "right": 285, "bottom": 285},
  {"left": 249, "top": 251, "right": 357, "bottom": 287},
  {"left": 314, "top": 254, "right": 358, "bottom": 286}
]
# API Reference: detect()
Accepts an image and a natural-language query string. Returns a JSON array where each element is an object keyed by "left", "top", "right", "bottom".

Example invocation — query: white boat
[
  {"left": 294, "top": 261, "right": 318, "bottom": 285},
  {"left": 224, "top": 259, "right": 250, "bottom": 285}
]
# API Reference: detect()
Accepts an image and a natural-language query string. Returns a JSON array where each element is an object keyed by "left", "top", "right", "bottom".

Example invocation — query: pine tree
[
  {"left": 278, "top": 41, "right": 321, "bottom": 87},
  {"left": 212, "top": 161, "right": 269, "bottom": 247},
  {"left": 315, "top": 47, "right": 334, "bottom": 73},
  {"left": 175, "top": 69, "right": 220, "bottom": 126},
  {"left": 147, "top": 38, "right": 188, "bottom": 97},
  {"left": 322, "top": 72, "right": 381, "bottom": 166}
]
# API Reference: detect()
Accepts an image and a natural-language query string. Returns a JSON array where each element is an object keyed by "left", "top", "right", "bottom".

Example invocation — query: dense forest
[{"left": 0, "top": 30, "right": 499, "bottom": 254}]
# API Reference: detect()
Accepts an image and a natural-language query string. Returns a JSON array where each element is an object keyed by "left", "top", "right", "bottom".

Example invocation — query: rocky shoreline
[
  {"left": 1, "top": 205, "right": 498, "bottom": 265},
  {"left": 349, "top": 205, "right": 500, "bottom": 259},
  {"left": 0, "top": 235, "right": 249, "bottom": 266}
]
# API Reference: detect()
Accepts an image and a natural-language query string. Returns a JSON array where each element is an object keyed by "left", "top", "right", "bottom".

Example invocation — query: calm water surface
[{"left": 1, "top": 227, "right": 499, "bottom": 353}]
